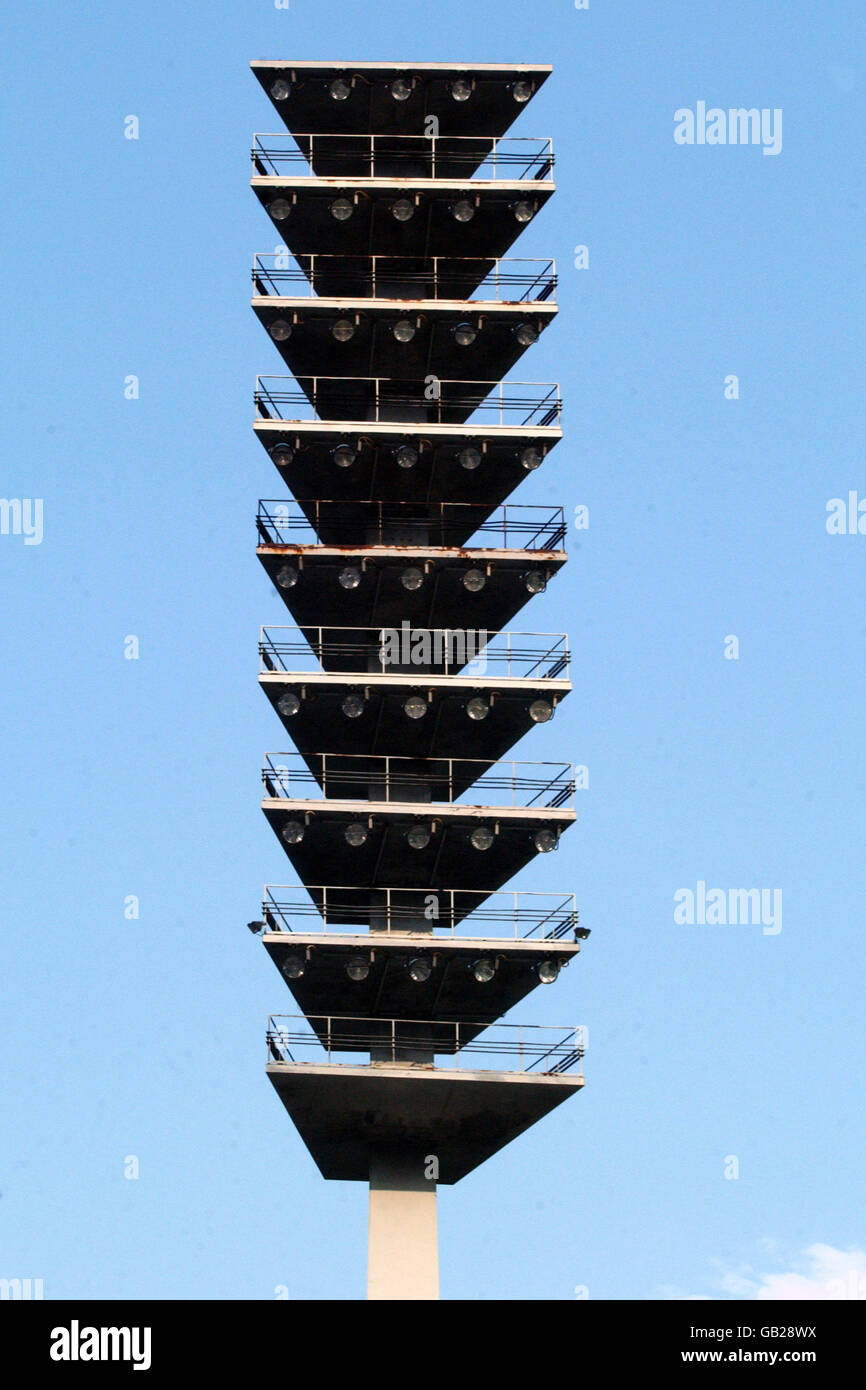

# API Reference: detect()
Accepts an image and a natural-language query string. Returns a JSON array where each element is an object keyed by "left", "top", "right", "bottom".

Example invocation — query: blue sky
[{"left": 1, "top": 0, "right": 864, "bottom": 1301}]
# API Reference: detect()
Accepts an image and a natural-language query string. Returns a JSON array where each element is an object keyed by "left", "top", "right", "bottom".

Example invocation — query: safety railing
[
  {"left": 256, "top": 500, "right": 566, "bottom": 551},
  {"left": 254, "top": 376, "right": 562, "bottom": 428},
  {"left": 266, "top": 1014, "right": 584, "bottom": 1073},
  {"left": 259, "top": 625, "right": 570, "bottom": 680},
  {"left": 252, "top": 253, "right": 557, "bottom": 303},
  {"left": 261, "top": 886, "right": 579, "bottom": 940},
  {"left": 261, "top": 753, "right": 575, "bottom": 808},
  {"left": 252, "top": 132, "right": 554, "bottom": 180}
]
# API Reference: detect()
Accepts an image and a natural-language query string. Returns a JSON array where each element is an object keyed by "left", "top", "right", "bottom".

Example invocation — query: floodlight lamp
[
  {"left": 529, "top": 699, "right": 553, "bottom": 723},
  {"left": 341, "top": 694, "right": 365, "bottom": 719},
  {"left": 452, "top": 322, "right": 477, "bottom": 347},
  {"left": 473, "top": 958, "right": 497, "bottom": 982},
  {"left": 519, "top": 445, "right": 544, "bottom": 470},
  {"left": 395, "top": 444, "right": 418, "bottom": 469},
  {"left": 533, "top": 829, "right": 558, "bottom": 854},
  {"left": 331, "top": 318, "right": 355, "bottom": 342}
]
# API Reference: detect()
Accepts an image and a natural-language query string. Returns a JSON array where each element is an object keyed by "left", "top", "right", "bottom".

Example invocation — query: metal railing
[
  {"left": 261, "top": 753, "right": 575, "bottom": 808},
  {"left": 262, "top": 886, "right": 578, "bottom": 940},
  {"left": 259, "top": 625, "right": 570, "bottom": 680},
  {"left": 256, "top": 500, "right": 566, "bottom": 551},
  {"left": 267, "top": 1014, "right": 584, "bottom": 1074},
  {"left": 252, "top": 132, "right": 554, "bottom": 180},
  {"left": 252, "top": 253, "right": 557, "bottom": 303},
  {"left": 254, "top": 376, "right": 562, "bottom": 428}
]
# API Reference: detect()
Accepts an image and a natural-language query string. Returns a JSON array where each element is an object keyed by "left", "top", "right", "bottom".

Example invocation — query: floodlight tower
[{"left": 248, "top": 61, "right": 587, "bottom": 1301}]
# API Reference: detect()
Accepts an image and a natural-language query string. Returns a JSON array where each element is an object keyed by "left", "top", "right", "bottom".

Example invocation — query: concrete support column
[{"left": 367, "top": 1149, "right": 439, "bottom": 1300}]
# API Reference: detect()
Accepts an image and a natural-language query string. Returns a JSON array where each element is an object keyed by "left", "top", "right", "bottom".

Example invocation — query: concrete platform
[{"left": 267, "top": 1060, "right": 582, "bottom": 1183}]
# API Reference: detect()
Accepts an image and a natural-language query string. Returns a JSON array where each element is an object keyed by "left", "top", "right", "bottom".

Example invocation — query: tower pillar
[{"left": 368, "top": 1149, "right": 439, "bottom": 1300}]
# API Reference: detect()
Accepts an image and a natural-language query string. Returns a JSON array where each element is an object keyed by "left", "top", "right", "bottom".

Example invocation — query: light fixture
[
  {"left": 346, "top": 957, "right": 370, "bottom": 982},
  {"left": 472, "top": 958, "right": 497, "bottom": 982},
  {"left": 512, "top": 80, "right": 534, "bottom": 103},
  {"left": 331, "top": 318, "right": 355, "bottom": 342},
  {"left": 390, "top": 76, "right": 413, "bottom": 101},
  {"left": 452, "top": 321, "right": 477, "bottom": 347},
  {"left": 515, "top": 322, "right": 539, "bottom": 347},
  {"left": 269, "top": 442, "right": 294, "bottom": 467},
  {"left": 400, "top": 566, "right": 424, "bottom": 591},
  {"left": 281, "top": 954, "right": 305, "bottom": 979},
  {"left": 269, "top": 319, "right": 292, "bottom": 341},
  {"left": 394, "top": 444, "right": 418, "bottom": 469},
  {"left": 247, "top": 920, "right": 265, "bottom": 934},
  {"left": 329, "top": 196, "right": 354, "bottom": 221},
  {"left": 513, "top": 200, "right": 535, "bottom": 223},
  {"left": 269, "top": 79, "right": 291, "bottom": 101},
  {"left": 525, "top": 570, "right": 547, "bottom": 594},
  {"left": 536, "top": 959, "right": 560, "bottom": 984},
  {"left": 529, "top": 699, "right": 553, "bottom": 723},
  {"left": 575, "top": 926, "right": 591, "bottom": 941},
  {"left": 533, "top": 828, "right": 558, "bottom": 854},
  {"left": 458, "top": 446, "right": 482, "bottom": 471},
  {"left": 277, "top": 691, "right": 301, "bottom": 717},
  {"left": 451, "top": 78, "right": 473, "bottom": 102},
  {"left": 407, "top": 957, "right": 432, "bottom": 982},
  {"left": 341, "top": 694, "right": 365, "bottom": 719},
  {"left": 406, "top": 825, "right": 431, "bottom": 850},
  {"left": 275, "top": 565, "right": 298, "bottom": 589},
  {"left": 392, "top": 319, "right": 416, "bottom": 343},
  {"left": 466, "top": 697, "right": 489, "bottom": 721},
  {"left": 470, "top": 826, "right": 494, "bottom": 851},
  {"left": 462, "top": 568, "right": 486, "bottom": 592},
  {"left": 329, "top": 77, "right": 352, "bottom": 101},
  {"left": 281, "top": 820, "right": 305, "bottom": 845},
  {"left": 519, "top": 445, "right": 544, "bottom": 470},
  {"left": 339, "top": 566, "right": 362, "bottom": 590},
  {"left": 331, "top": 443, "right": 356, "bottom": 468},
  {"left": 391, "top": 198, "right": 415, "bottom": 222},
  {"left": 269, "top": 198, "right": 292, "bottom": 221},
  {"left": 452, "top": 198, "right": 475, "bottom": 222},
  {"left": 345, "top": 823, "right": 368, "bottom": 847},
  {"left": 403, "top": 695, "right": 428, "bottom": 720}
]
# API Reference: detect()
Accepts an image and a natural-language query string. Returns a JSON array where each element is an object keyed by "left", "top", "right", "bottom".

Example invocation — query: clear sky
[{"left": 2, "top": 0, "right": 864, "bottom": 1302}]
